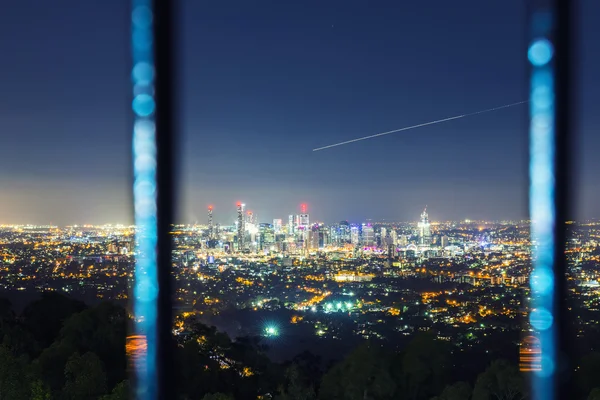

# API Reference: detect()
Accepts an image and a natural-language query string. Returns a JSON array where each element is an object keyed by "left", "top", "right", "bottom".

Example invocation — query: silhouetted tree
[
  {"left": 290, "top": 350, "right": 323, "bottom": 389},
  {"left": 472, "top": 359, "right": 524, "bottom": 400},
  {"left": 63, "top": 352, "right": 107, "bottom": 400},
  {"left": 276, "top": 364, "right": 316, "bottom": 400},
  {"left": 59, "top": 302, "right": 128, "bottom": 387},
  {"left": 0, "top": 345, "right": 30, "bottom": 399},
  {"left": 402, "top": 332, "right": 451, "bottom": 400},
  {"left": 100, "top": 380, "right": 129, "bottom": 400},
  {"left": 34, "top": 340, "right": 75, "bottom": 394},
  {"left": 319, "top": 342, "right": 396, "bottom": 400},
  {"left": 30, "top": 379, "right": 52, "bottom": 400},
  {"left": 201, "top": 393, "right": 234, "bottom": 400},
  {"left": 431, "top": 381, "right": 472, "bottom": 400},
  {"left": 22, "top": 293, "right": 86, "bottom": 350},
  {"left": 577, "top": 352, "right": 600, "bottom": 399},
  {"left": 588, "top": 388, "right": 600, "bottom": 400}
]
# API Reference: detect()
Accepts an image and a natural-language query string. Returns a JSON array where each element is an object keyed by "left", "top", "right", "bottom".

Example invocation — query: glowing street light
[{"left": 264, "top": 326, "right": 278, "bottom": 337}]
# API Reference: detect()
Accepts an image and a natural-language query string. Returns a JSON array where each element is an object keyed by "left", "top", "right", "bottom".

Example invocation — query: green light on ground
[{"left": 264, "top": 326, "right": 278, "bottom": 336}]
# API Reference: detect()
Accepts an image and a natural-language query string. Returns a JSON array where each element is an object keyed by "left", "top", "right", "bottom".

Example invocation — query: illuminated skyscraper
[
  {"left": 418, "top": 207, "right": 432, "bottom": 246},
  {"left": 259, "top": 223, "right": 275, "bottom": 251},
  {"left": 362, "top": 223, "right": 375, "bottom": 246},
  {"left": 308, "top": 225, "right": 320, "bottom": 250},
  {"left": 339, "top": 221, "right": 351, "bottom": 243},
  {"left": 299, "top": 204, "right": 309, "bottom": 229},
  {"left": 441, "top": 235, "right": 449, "bottom": 248},
  {"left": 350, "top": 225, "right": 359, "bottom": 245},
  {"left": 237, "top": 202, "right": 245, "bottom": 250},
  {"left": 273, "top": 219, "right": 282, "bottom": 234},
  {"left": 390, "top": 230, "right": 398, "bottom": 246},
  {"left": 207, "top": 205, "right": 214, "bottom": 239},
  {"left": 245, "top": 211, "right": 253, "bottom": 225}
]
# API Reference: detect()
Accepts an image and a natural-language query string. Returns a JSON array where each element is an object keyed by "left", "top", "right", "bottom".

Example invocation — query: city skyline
[
  {"left": 1, "top": 1, "right": 599, "bottom": 225},
  {"left": 0, "top": 202, "right": 540, "bottom": 227}
]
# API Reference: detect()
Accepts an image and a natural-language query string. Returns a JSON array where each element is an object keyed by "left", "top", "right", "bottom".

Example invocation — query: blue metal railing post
[
  {"left": 131, "top": 0, "right": 175, "bottom": 398},
  {"left": 528, "top": 0, "right": 573, "bottom": 399}
]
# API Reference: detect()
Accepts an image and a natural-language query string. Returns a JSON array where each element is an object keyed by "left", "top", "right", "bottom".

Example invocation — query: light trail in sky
[{"left": 312, "top": 100, "right": 529, "bottom": 152}]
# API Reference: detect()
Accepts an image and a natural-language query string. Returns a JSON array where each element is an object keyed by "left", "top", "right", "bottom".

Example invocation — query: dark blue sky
[{"left": 1, "top": 1, "right": 598, "bottom": 225}]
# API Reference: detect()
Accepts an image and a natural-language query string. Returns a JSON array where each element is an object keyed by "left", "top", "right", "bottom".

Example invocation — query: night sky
[{"left": 1, "top": 1, "right": 598, "bottom": 225}]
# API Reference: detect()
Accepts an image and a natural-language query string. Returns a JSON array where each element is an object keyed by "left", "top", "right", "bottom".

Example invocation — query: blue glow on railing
[
  {"left": 529, "top": 8, "right": 556, "bottom": 400},
  {"left": 132, "top": 0, "right": 158, "bottom": 399}
]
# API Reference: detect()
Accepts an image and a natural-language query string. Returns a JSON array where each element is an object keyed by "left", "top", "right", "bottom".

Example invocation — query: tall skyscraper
[
  {"left": 207, "top": 205, "right": 214, "bottom": 239},
  {"left": 441, "top": 235, "right": 449, "bottom": 248},
  {"left": 418, "top": 207, "right": 432, "bottom": 246},
  {"left": 299, "top": 204, "right": 309, "bottom": 229},
  {"left": 308, "top": 226, "right": 320, "bottom": 250},
  {"left": 350, "top": 225, "right": 359, "bottom": 245},
  {"left": 237, "top": 202, "right": 245, "bottom": 250},
  {"left": 399, "top": 235, "right": 409, "bottom": 247},
  {"left": 273, "top": 219, "right": 282, "bottom": 234},
  {"left": 259, "top": 223, "right": 274, "bottom": 250},
  {"left": 390, "top": 230, "right": 398, "bottom": 246},
  {"left": 362, "top": 223, "right": 375, "bottom": 246}
]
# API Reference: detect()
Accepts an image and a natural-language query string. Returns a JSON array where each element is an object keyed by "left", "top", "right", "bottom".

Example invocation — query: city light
[{"left": 264, "top": 326, "right": 279, "bottom": 337}]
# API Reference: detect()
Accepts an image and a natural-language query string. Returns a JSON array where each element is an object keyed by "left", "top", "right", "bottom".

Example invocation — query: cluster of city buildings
[
  {"left": 1, "top": 210, "right": 599, "bottom": 354},
  {"left": 202, "top": 203, "right": 449, "bottom": 258}
]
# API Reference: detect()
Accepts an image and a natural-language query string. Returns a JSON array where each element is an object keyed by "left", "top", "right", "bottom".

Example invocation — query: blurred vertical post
[
  {"left": 131, "top": 0, "right": 176, "bottom": 398},
  {"left": 153, "top": 0, "right": 176, "bottom": 398},
  {"left": 527, "top": 0, "right": 573, "bottom": 399}
]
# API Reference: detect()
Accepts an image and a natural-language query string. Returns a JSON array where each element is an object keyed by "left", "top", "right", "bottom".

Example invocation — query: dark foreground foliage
[{"left": 0, "top": 294, "right": 598, "bottom": 399}]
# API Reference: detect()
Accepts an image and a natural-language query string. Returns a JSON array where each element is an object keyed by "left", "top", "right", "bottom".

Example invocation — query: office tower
[
  {"left": 259, "top": 223, "right": 275, "bottom": 250},
  {"left": 207, "top": 205, "right": 214, "bottom": 239},
  {"left": 288, "top": 215, "right": 295, "bottom": 234},
  {"left": 237, "top": 202, "right": 244, "bottom": 250},
  {"left": 418, "top": 207, "right": 432, "bottom": 245},
  {"left": 362, "top": 223, "right": 375, "bottom": 246},
  {"left": 441, "top": 235, "right": 449, "bottom": 248},
  {"left": 273, "top": 219, "right": 282, "bottom": 234},
  {"left": 308, "top": 226, "right": 320, "bottom": 250},
  {"left": 381, "top": 227, "right": 387, "bottom": 239},
  {"left": 299, "top": 203, "right": 309, "bottom": 229},
  {"left": 390, "top": 230, "right": 398, "bottom": 246},
  {"left": 350, "top": 225, "right": 359, "bottom": 245},
  {"left": 399, "top": 235, "right": 409, "bottom": 247},
  {"left": 339, "top": 221, "right": 351, "bottom": 243}
]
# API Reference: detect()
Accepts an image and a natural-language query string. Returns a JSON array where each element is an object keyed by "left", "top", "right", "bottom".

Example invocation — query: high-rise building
[
  {"left": 381, "top": 227, "right": 387, "bottom": 239},
  {"left": 350, "top": 225, "right": 359, "bottom": 245},
  {"left": 339, "top": 221, "right": 350, "bottom": 243},
  {"left": 441, "top": 235, "right": 449, "bottom": 248},
  {"left": 259, "top": 223, "right": 275, "bottom": 250},
  {"left": 288, "top": 215, "right": 295, "bottom": 234},
  {"left": 207, "top": 205, "right": 214, "bottom": 239},
  {"left": 418, "top": 207, "right": 432, "bottom": 246},
  {"left": 390, "top": 230, "right": 398, "bottom": 246},
  {"left": 273, "top": 219, "right": 283, "bottom": 234},
  {"left": 399, "top": 235, "right": 409, "bottom": 247},
  {"left": 362, "top": 223, "right": 375, "bottom": 246},
  {"left": 298, "top": 204, "right": 309, "bottom": 230},
  {"left": 308, "top": 226, "right": 320, "bottom": 250},
  {"left": 237, "top": 202, "right": 245, "bottom": 250}
]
